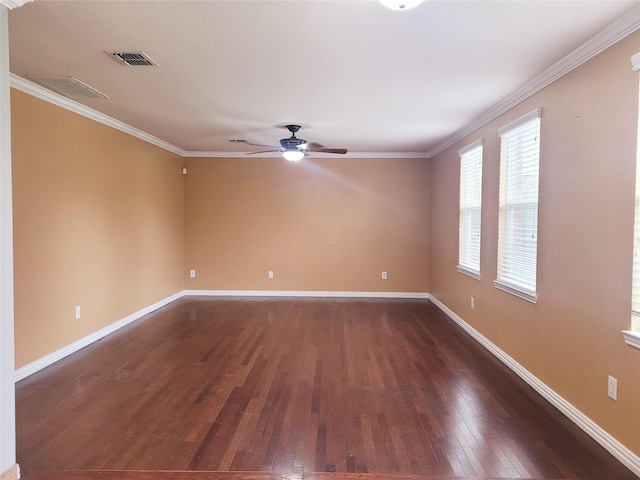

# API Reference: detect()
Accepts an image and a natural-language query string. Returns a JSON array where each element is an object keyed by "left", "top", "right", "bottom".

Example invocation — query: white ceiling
[{"left": 7, "top": 0, "right": 640, "bottom": 157}]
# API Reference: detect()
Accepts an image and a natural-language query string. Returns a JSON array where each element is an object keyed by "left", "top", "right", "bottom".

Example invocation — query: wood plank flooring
[
  {"left": 18, "top": 471, "right": 570, "bottom": 480},
  {"left": 15, "top": 297, "right": 638, "bottom": 480}
]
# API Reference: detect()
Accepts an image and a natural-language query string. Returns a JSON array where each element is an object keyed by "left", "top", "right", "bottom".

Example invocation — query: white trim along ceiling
[{"left": 6, "top": 1, "right": 640, "bottom": 159}]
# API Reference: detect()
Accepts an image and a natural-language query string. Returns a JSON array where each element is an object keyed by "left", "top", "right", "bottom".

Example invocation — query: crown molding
[
  {"left": 426, "top": 4, "right": 640, "bottom": 159},
  {"left": 9, "top": 74, "right": 185, "bottom": 156},
  {"left": 11, "top": 74, "right": 427, "bottom": 160},
  {"left": 345, "top": 152, "right": 428, "bottom": 159},
  {"left": 184, "top": 151, "right": 428, "bottom": 159},
  {"left": 0, "top": 0, "right": 31, "bottom": 9},
  {"left": 11, "top": 4, "right": 638, "bottom": 162}
]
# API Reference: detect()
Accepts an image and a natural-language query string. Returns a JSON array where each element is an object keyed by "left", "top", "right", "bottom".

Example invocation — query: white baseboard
[
  {"left": 17, "top": 289, "right": 637, "bottom": 476},
  {"left": 14, "top": 291, "right": 183, "bottom": 382},
  {"left": 0, "top": 463, "right": 19, "bottom": 480},
  {"left": 184, "top": 289, "right": 430, "bottom": 299},
  {"left": 427, "top": 293, "right": 640, "bottom": 477},
  {"left": 15, "top": 290, "right": 428, "bottom": 382}
]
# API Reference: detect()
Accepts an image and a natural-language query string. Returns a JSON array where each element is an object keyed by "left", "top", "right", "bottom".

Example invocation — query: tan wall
[
  {"left": 11, "top": 26, "right": 639, "bottom": 462},
  {"left": 429, "top": 32, "right": 640, "bottom": 454},
  {"left": 184, "top": 156, "right": 430, "bottom": 293},
  {"left": 11, "top": 90, "right": 185, "bottom": 369}
]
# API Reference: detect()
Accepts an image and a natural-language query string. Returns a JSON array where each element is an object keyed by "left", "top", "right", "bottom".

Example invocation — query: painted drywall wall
[
  {"left": 11, "top": 89, "right": 185, "bottom": 369},
  {"left": 429, "top": 32, "right": 640, "bottom": 455},
  {"left": 184, "top": 156, "right": 430, "bottom": 293}
]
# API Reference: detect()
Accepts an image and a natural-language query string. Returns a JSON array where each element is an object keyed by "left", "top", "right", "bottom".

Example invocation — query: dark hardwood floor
[{"left": 16, "top": 297, "right": 637, "bottom": 480}]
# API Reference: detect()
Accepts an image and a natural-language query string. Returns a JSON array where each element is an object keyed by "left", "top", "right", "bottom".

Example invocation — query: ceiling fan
[{"left": 246, "top": 125, "right": 347, "bottom": 161}]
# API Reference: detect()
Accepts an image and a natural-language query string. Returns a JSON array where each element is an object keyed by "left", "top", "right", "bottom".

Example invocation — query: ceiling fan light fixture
[
  {"left": 379, "top": 0, "right": 424, "bottom": 10},
  {"left": 283, "top": 149, "right": 304, "bottom": 162}
]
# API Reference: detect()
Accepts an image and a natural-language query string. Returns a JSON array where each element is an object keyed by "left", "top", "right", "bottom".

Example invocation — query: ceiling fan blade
[
  {"left": 306, "top": 147, "right": 348, "bottom": 154},
  {"left": 246, "top": 149, "right": 282, "bottom": 155},
  {"left": 245, "top": 142, "right": 279, "bottom": 148}
]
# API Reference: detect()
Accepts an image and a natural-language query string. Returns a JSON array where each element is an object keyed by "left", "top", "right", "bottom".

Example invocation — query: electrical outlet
[
  {"left": 381, "top": 271, "right": 387, "bottom": 280},
  {"left": 471, "top": 297, "right": 475, "bottom": 309},
  {"left": 268, "top": 270, "right": 274, "bottom": 279},
  {"left": 189, "top": 269, "right": 196, "bottom": 278},
  {"left": 608, "top": 375, "right": 617, "bottom": 401},
  {"left": 75, "top": 306, "right": 81, "bottom": 320}
]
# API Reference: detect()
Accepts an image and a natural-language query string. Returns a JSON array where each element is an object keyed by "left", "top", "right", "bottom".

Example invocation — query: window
[
  {"left": 457, "top": 140, "right": 483, "bottom": 279},
  {"left": 494, "top": 108, "right": 541, "bottom": 303},
  {"left": 630, "top": 146, "right": 640, "bottom": 323},
  {"left": 625, "top": 51, "right": 640, "bottom": 349}
]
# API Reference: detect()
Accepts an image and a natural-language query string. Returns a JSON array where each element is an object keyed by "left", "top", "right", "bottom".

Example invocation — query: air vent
[
  {"left": 110, "top": 52, "right": 158, "bottom": 67},
  {"left": 228, "top": 139, "right": 247, "bottom": 144},
  {"left": 27, "top": 76, "right": 108, "bottom": 99}
]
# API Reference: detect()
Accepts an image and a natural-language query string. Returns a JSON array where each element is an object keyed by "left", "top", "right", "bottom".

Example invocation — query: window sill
[
  {"left": 457, "top": 265, "right": 480, "bottom": 280},
  {"left": 493, "top": 279, "right": 537, "bottom": 304},
  {"left": 622, "top": 330, "right": 640, "bottom": 349}
]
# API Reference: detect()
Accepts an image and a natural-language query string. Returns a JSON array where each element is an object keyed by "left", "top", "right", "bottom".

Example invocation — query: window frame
[
  {"left": 624, "top": 51, "right": 640, "bottom": 349},
  {"left": 494, "top": 108, "right": 541, "bottom": 304},
  {"left": 457, "top": 139, "right": 483, "bottom": 280}
]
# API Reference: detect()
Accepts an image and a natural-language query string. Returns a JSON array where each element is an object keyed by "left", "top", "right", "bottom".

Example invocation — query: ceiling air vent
[
  {"left": 27, "top": 76, "right": 108, "bottom": 99},
  {"left": 110, "top": 52, "right": 158, "bottom": 67},
  {"left": 228, "top": 139, "right": 247, "bottom": 144}
]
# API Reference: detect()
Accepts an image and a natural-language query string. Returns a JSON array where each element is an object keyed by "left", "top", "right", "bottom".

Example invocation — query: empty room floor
[{"left": 15, "top": 297, "right": 638, "bottom": 480}]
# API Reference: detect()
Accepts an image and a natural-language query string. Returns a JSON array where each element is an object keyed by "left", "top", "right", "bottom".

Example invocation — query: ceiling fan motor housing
[
  {"left": 280, "top": 137, "right": 307, "bottom": 149},
  {"left": 245, "top": 124, "right": 346, "bottom": 156},
  {"left": 280, "top": 126, "right": 307, "bottom": 149}
]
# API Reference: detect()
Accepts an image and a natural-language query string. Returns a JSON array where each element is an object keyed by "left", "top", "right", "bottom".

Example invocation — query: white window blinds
[
  {"left": 628, "top": 52, "right": 640, "bottom": 343},
  {"left": 632, "top": 178, "right": 640, "bottom": 318},
  {"left": 631, "top": 61, "right": 640, "bottom": 324},
  {"left": 458, "top": 140, "right": 483, "bottom": 279},
  {"left": 495, "top": 109, "right": 541, "bottom": 303}
]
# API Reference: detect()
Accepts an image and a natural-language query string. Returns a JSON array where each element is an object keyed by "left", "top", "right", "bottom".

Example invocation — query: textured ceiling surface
[{"left": 8, "top": 0, "right": 640, "bottom": 156}]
